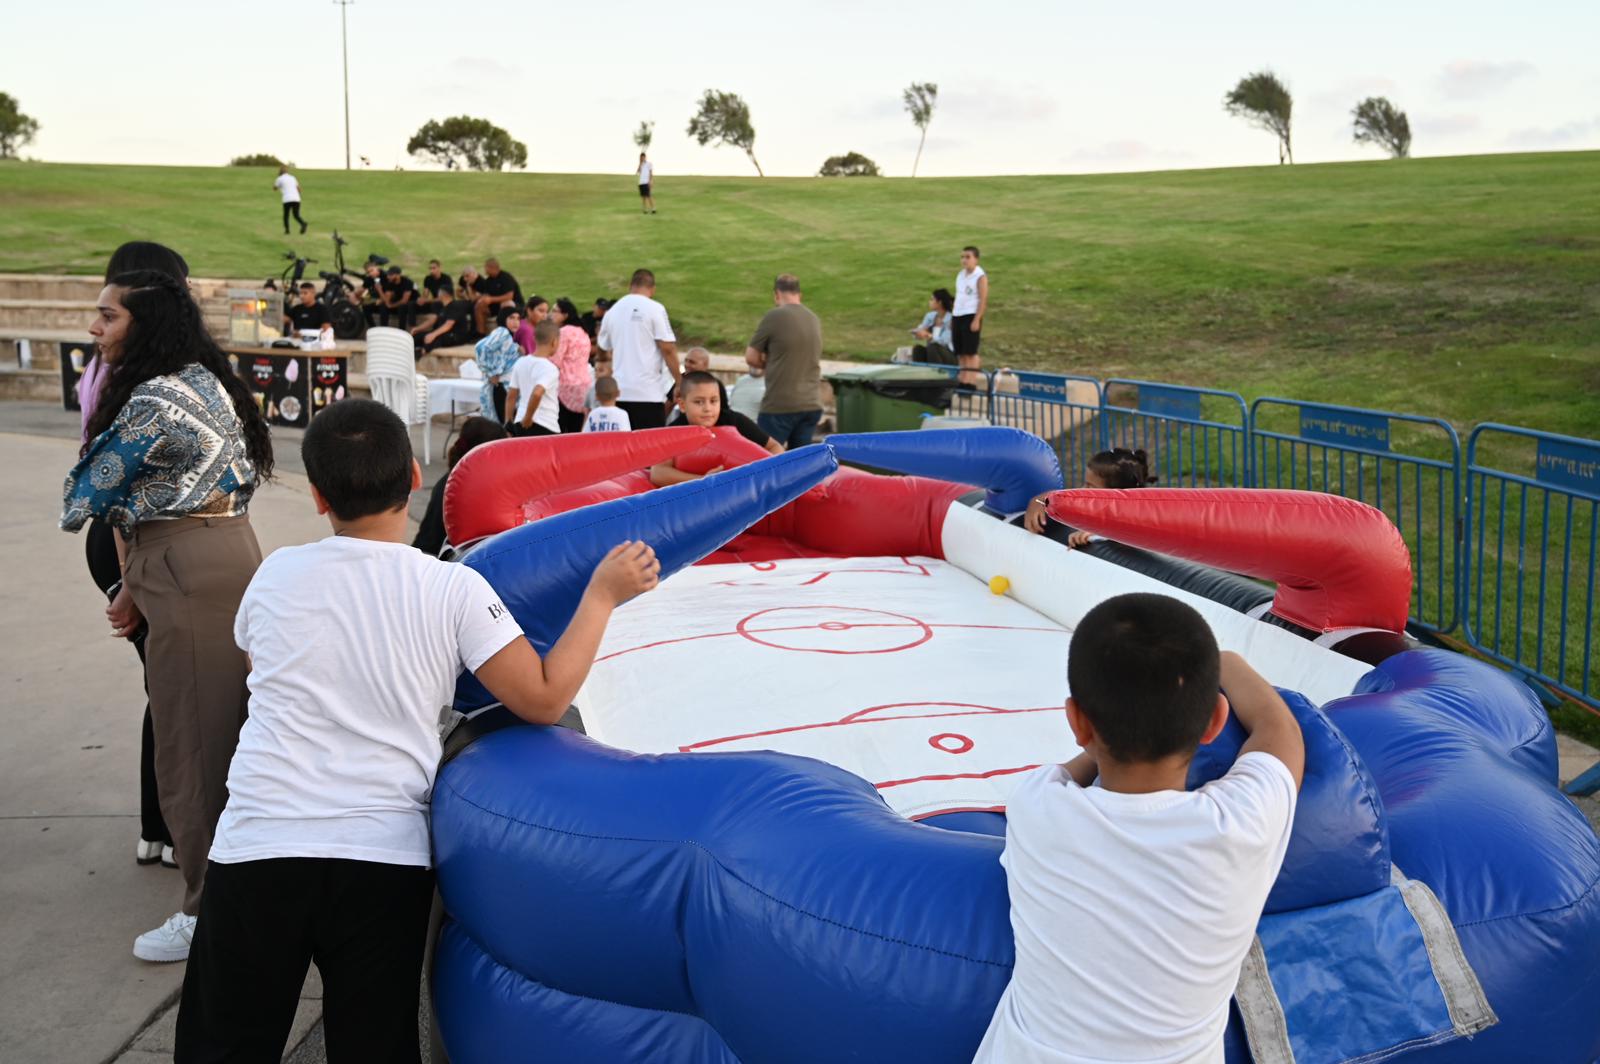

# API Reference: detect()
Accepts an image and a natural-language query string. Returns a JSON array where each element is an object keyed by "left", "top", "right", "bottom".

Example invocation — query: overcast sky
[{"left": 7, "top": 0, "right": 1596, "bottom": 176}]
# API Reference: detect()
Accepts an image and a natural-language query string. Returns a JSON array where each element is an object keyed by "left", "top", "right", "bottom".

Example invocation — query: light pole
[{"left": 335, "top": 0, "right": 354, "bottom": 169}]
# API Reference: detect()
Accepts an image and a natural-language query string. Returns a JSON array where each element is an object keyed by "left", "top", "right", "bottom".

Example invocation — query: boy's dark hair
[
  {"left": 679, "top": 370, "right": 720, "bottom": 395},
  {"left": 1067, "top": 593, "right": 1220, "bottom": 762},
  {"left": 595, "top": 375, "right": 620, "bottom": 401},
  {"left": 534, "top": 319, "right": 560, "bottom": 345},
  {"left": 299, "top": 282, "right": 316, "bottom": 292},
  {"left": 1088, "top": 448, "right": 1156, "bottom": 488},
  {"left": 963, "top": 245, "right": 980, "bottom": 258},
  {"left": 302, "top": 399, "right": 414, "bottom": 521}
]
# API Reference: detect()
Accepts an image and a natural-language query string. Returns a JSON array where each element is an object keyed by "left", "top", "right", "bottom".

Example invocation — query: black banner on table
[{"left": 232, "top": 350, "right": 350, "bottom": 428}]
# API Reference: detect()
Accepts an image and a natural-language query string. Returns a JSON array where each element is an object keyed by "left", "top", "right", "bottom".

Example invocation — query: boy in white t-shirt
[
  {"left": 974, "top": 592, "right": 1304, "bottom": 1064},
  {"left": 583, "top": 375, "right": 631, "bottom": 432},
  {"left": 505, "top": 319, "right": 562, "bottom": 436},
  {"left": 174, "top": 398, "right": 659, "bottom": 1061}
]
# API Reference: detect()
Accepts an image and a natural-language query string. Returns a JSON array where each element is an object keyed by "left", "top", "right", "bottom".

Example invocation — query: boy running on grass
[{"left": 174, "top": 399, "right": 659, "bottom": 1062}]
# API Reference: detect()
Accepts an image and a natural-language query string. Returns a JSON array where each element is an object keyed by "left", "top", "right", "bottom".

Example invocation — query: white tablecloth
[{"left": 427, "top": 376, "right": 480, "bottom": 418}]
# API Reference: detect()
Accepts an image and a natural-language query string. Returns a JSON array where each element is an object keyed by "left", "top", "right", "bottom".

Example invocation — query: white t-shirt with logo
[
  {"left": 213, "top": 536, "right": 523, "bottom": 867},
  {"left": 273, "top": 172, "right": 301, "bottom": 203},
  {"left": 638, "top": 160, "right": 653, "bottom": 185},
  {"left": 509, "top": 354, "right": 561, "bottom": 432},
  {"left": 597, "top": 293, "right": 676, "bottom": 402},
  {"left": 954, "top": 264, "right": 987, "bottom": 316},
  {"left": 972, "top": 752, "right": 1297, "bottom": 1064},
  {"left": 584, "top": 405, "right": 632, "bottom": 432}
]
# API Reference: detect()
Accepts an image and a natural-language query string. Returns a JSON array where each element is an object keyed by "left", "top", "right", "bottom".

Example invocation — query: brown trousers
[{"left": 125, "top": 516, "right": 261, "bottom": 916}]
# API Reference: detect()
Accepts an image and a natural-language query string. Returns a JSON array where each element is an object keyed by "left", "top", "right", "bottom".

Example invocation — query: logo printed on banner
[
  {"left": 1136, "top": 383, "right": 1203, "bottom": 421},
  {"left": 1535, "top": 436, "right": 1600, "bottom": 495},
  {"left": 1299, "top": 404, "right": 1391, "bottom": 452}
]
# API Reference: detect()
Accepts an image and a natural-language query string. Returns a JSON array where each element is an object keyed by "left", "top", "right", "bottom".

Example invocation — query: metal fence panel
[
  {"left": 983, "top": 369, "right": 1104, "bottom": 482},
  {"left": 1250, "top": 398, "right": 1462, "bottom": 634},
  {"left": 1100, "top": 379, "right": 1250, "bottom": 487},
  {"left": 1464, "top": 424, "right": 1600, "bottom": 710}
]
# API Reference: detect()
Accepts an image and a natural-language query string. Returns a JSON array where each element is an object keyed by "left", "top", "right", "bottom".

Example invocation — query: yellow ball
[{"left": 988, "top": 575, "right": 1010, "bottom": 596}]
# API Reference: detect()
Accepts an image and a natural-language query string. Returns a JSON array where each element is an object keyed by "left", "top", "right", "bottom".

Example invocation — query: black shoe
[{"left": 300, "top": 222, "right": 308, "bottom": 233}]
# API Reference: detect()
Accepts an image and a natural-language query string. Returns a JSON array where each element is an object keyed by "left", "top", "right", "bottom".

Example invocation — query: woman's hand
[
  {"left": 107, "top": 584, "right": 142, "bottom": 640},
  {"left": 588, "top": 541, "right": 661, "bottom": 607},
  {"left": 1065, "top": 530, "right": 1093, "bottom": 549},
  {"left": 1023, "top": 495, "right": 1050, "bottom": 535}
]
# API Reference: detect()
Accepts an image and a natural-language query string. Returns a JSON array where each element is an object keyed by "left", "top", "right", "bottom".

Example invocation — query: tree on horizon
[
  {"left": 687, "top": 90, "right": 762, "bottom": 176},
  {"left": 406, "top": 116, "right": 527, "bottom": 171},
  {"left": 0, "top": 92, "right": 41, "bottom": 160},
  {"left": 633, "top": 120, "right": 655, "bottom": 152},
  {"left": 903, "top": 82, "right": 938, "bottom": 177},
  {"left": 1352, "top": 97, "right": 1412, "bottom": 159},
  {"left": 818, "top": 152, "right": 881, "bottom": 177},
  {"left": 1224, "top": 72, "right": 1294, "bottom": 164}
]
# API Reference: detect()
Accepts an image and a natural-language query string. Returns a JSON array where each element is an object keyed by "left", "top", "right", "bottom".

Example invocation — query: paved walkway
[{"left": 1, "top": 401, "right": 1595, "bottom": 1062}]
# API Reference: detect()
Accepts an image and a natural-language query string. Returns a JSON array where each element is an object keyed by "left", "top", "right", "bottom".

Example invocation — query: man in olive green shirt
[{"left": 745, "top": 273, "right": 823, "bottom": 448}]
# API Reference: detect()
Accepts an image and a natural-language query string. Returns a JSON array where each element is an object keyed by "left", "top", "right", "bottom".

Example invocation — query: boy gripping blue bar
[
  {"left": 826, "top": 426, "right": 1062, "bottom": 513},
  {"left": 453, "top": 445, "right": 838, "bottom": 710}
]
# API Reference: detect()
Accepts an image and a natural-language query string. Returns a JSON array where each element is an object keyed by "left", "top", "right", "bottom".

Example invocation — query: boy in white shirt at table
[
  {"left": 974, "top": 592, "right": 1304, "bottom": 1064},
  {"left": 504, "top": 319, "right": 562, "bottom": 437},
  {"left": 583, "top": 375, "right": 631, "bottom": 433},
  {"left": 173, "top": 398, "right": 659, "bottom": 1061}
]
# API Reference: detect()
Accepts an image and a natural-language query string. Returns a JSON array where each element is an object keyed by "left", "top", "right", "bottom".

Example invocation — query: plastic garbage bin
[{"left": 825, "top": 365, "right": 956, "bottom": 434}]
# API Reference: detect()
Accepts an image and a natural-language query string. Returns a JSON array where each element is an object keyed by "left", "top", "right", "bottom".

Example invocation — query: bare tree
[
  {"left": 1352, "top": 97, "right": 1411, "bottom": 159},
  {"left": 633, "top": 120, "right": 655, "bottom": 151},
  {"left": 686, "top": 90, "right": 762, "bottom": 176},
  {"left": 1224, "top": 72, "right": 1294, "bottom": 164},
  {"left": 903, "top": 82, "right": 938, "bottom": 177}
]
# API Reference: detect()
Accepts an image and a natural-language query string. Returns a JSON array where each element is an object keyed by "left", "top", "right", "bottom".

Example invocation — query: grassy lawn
[{"left": 2, "top": 152, "right": 1597, "bottom": 440}]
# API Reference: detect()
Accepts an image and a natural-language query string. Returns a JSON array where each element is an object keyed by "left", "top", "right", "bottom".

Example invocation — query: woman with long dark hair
[
  {"left": 549, "top": 297, "right": 594, "bottom": 433},
  {"left": 62, "top": 269, "right": 274, "bottom": 963},
  {"left": 79, "top": 243, "right": 190, "bottom": 873}
]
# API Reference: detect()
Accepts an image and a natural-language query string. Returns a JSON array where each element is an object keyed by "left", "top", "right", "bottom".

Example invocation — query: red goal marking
[
  {"left": 929, "top": 733, "right": 975, "bottom": 754},
  {"left": 595, "top": 619, "right": 1066, "bottom": 664},
  {"left": 875, "top": 763, "right": 1043, "bottom": 789},
  {"left": 735, "top": 606, "right": 934, "bottom": 655},
  {"left": 681, "top": 703, "right": 1059, "bottom": 752}
]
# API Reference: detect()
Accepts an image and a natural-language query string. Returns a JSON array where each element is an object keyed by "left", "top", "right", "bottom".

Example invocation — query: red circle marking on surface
[
  {"left": 929, "top": 733, "right": 975, "bottom": 754},
  {"left": 735, "top": 606, "right": 934, "bottom": 655}
]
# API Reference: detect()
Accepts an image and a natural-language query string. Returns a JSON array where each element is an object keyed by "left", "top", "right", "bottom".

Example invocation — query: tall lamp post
[{"left": 335, "top": 0, "right": 354, "bottom": 169}]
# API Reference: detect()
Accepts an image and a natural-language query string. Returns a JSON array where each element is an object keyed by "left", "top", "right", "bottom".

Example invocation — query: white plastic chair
[{"left": 364, "top": 327, "right": 432, "bottom": 465}]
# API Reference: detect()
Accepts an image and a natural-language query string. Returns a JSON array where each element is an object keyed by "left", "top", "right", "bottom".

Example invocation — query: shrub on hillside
[
  {"left": 819, "top": 152, "right": 881, "bottom": 177},
  {"left": 230, "top": 153, "right": 285, "bottom": 167}
]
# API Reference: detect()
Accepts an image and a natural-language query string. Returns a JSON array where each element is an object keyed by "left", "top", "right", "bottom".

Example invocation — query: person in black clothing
[
  {"left": 579, "top": 297, "right": 611, "bottom": 340},
  {"left": 417, "top": 282, "right": 474, "bottom": 352},
  {"left": 414, "top": 260, "right": 448, "bottom": 336},
  {"left": 665, "top": 370, "right": 784, "bottom": 454},
  {"left": 457, "top": 265, "right": 482, "bottom": 305},
  {"left": 381, "top": 266, "right": 419, "bottom": 331},
  {"left": 411, "top": 416, "right": 508, "bottom": 557},
  {"left": 283, "top": 283, "right": 331, "bottom": 336},
  {"left": 473, "top": 258, "right": 523, "bottom": 335},
  {"left": 359, "top": 261, "right": 387, "bottom": 328}
]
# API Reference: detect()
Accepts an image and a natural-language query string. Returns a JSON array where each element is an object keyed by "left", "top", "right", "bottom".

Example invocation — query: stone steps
[
  {"left": 0, "top": 300, "right": 94, "bottom": 331},
  {"left": 0, "top": 365, "right": 65, "bottom": 403}
]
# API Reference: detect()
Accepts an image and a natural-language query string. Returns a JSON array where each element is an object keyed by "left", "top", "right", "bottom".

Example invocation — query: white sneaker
[
  {"left": 135, "top": 839, "right": 163, "bottom": 865},
  {"left": 134, "top": 912, "right": 196, "bottom": 963},
  {"left": 161, "top": 845, "right": 178, "bottom": 869}
]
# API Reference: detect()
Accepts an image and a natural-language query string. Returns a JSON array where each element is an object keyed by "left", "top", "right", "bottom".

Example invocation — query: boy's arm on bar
[{"left": 1220, "top": 651, "right": 1306, "bottom": 789}]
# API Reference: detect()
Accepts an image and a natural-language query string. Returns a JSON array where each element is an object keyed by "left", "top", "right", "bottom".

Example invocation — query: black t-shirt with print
[
  {"left": 476, "top": 271, "right": 522, "bottom": 306},
  {"left": 286, "top": 302, "right": 330, "bottom": 331}
]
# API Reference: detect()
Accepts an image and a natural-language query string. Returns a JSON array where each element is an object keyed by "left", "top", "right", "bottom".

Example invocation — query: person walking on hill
[
  {"left": 597, "top": 269, "right": 679, "bottom": 429},
  {"left": 746, "top": 273, "right": 823, "bottom": 449},
  {"left": 952, "top": 245, "right": 988, "bottom": 388},
  {"left": 637, "top": 152, "right": 656, "bottom": 214},
  {"left": 273, "top": 165, "right": 307, "bottom": 235}
]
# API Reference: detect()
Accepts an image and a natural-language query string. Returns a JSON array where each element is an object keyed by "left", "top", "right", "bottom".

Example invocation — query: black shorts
[
  {"left": 638, "top": 182, "right": 652, "bottom": 197},
  {"left": 618, "top": 398, "right": 668, "bottom": 430},
  {"left": 952, "top": 314, "right": 982, "bottom": 356}
]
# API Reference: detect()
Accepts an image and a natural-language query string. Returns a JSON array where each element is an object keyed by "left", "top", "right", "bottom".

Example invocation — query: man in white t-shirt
[
  {"left": 951, "top": 244, "right": 988, "bottom": 388},
  {"left": 505, "top": 319, "right": 563, "bottom": 436},
  {"left": 173, "top": 398, "right": 660, "bottom": 1061},
  {"left": 637, "top": 151, "right": 656, "bottom": 214},
  {"left": 596, "top": 267, "right": 679, "bottom": 430},
  {"left": 273, "top": 165, "right": 307, "bottom": 235},
  {"left": 974, "top": 592, "right": 1303, "bottom": 1064}
]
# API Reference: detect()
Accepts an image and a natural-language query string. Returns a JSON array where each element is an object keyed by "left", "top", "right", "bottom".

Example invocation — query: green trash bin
[{"left": 825, "top": 364, "right": 957, "bottom": 434}]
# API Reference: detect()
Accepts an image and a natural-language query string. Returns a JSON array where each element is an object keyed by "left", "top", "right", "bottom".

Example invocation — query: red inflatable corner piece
[
  {"left": 1047, "top": 488, "right": 1413, "bottom": 632},
  {"left": 443, "top": 427, "right": 713, "bottom": 546}
]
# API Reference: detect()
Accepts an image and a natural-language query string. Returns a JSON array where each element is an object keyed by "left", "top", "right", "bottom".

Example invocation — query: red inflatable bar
[{"left": 1046, "top": 488, "right": 1413, "bottom": 632}]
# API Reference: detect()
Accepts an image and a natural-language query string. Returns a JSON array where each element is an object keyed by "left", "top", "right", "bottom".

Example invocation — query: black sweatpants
[
  {"left": 282, "top": 200, "right": 306, "bottom": 233},
  {"left": 176, "top": 857, "right": 434, "bottom": 1063},
  {"left": 618, "top": 398, "right": 668, "bottom": 430}
]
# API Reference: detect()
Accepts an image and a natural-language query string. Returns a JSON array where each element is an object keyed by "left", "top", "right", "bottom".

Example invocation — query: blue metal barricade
[
  {"left": 1250, "top": 398, "right": 1462, "bottom": 634},
  {"left": 1100, "top": 379, "right": 1250, "bottom": 487},
  {"left": 1463, "top": 424, "right": 1600, "bottom": 712},
  {"left": 987, "top": 369, "right": 1104, "bottom": 481}
]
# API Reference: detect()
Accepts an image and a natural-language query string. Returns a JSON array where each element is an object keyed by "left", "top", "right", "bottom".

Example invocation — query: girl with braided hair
[
  {"left": 1022, "top": 447, "right": 1157, "bottom": 543},
  {"left": 62, "top": 268, "right": 274, "bottom": 963}
]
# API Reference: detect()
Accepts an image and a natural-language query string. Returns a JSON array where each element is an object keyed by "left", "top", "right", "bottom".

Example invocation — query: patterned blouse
[
  {"left": 553, "top": 324, "right": 594, "bottom": 413},
  {"left": 61, "top": 362, "right": 258, "bottom": 538},
  {"left": 473, "top": 326, "right": 522, "bottom": 418}
]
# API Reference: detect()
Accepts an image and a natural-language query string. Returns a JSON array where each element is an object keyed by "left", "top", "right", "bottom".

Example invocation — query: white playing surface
[{"left": 577, "top": 508, "right": 1372, "bottom": 820}]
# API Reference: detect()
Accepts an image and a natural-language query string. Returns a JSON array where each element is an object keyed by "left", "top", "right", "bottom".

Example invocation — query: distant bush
[
  {"left": 230, "top": 153, "right": 285, "bottom": 167},
  {"left": 818, "top": 152, "right": 881, "bottom": 177}
]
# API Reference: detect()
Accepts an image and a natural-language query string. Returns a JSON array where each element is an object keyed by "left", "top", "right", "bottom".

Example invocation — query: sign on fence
[
  {"left": 1535, "top": 436, "right": 1600, "bottom": 495},
  {"left": 1136, "top": 383, "right": 1202, "bottom": 421},
  {"left": 1299, "top": 404, "right": 1390, "bottom": 452}
]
